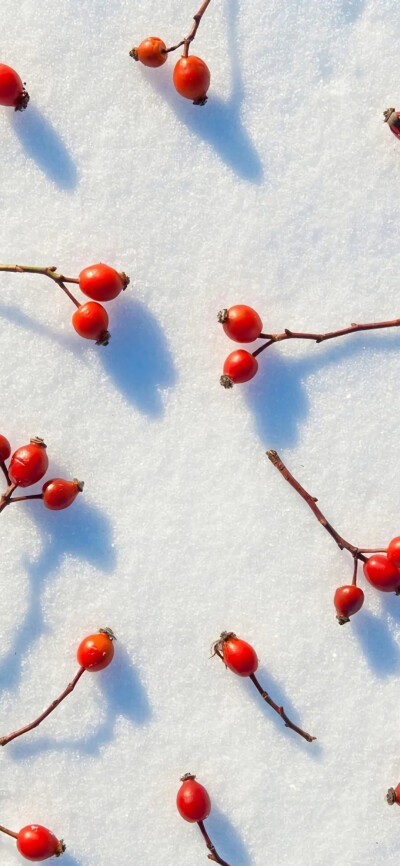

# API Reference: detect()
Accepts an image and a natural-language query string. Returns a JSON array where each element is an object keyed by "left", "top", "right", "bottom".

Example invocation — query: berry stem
[
  {"left": 0, "top": 482, "right": 18, "bottom": 514},
  {"left": 352, "top": 555, "right": 358, "bottom": 585},
  {"left": 164, "top": 0, "right": 213, "bottom": 56},
  {"left": 0, "top": 666, "right": 85, "bottom": 747},
  {"left": 253, "top": 316, "right": 400, "bottom": 358},
  {"left": 0, "top": 264, "right": 80, "bottom": 308},
  {"left": 266, "top": 450, "right": 371, "bottom": 563},
  {"left": 0, "top": 824, "right": 18, "bottom": 839},
  {"left": 249, "top": 673, "right": 316, "bottom": 743},
  {"left": 0, "top": 461, "right": 10, "bottom": 487},
  {"left": 197, "top": 821, "right": 232, "bottom": 866},
  {"left": 7, "top": 494, "right": 44, "bottom": 504}
]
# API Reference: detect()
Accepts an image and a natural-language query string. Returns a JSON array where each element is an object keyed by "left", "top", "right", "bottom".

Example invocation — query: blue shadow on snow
[
  {"left": 352, "top": 609, "right": 400, "bottom": 678},
  {"left": 11, "top": 105, "right": 77, "bottom": 190},
  {"left": 0, "top": 496, "right": 115, "bottom": 693},
  {"left": 7, "top": 645, "right": 151, "bottom": 760},
  {"left": 206, "top": 805, "right": 253, "bottom": 866},
  {"left": 141, "top": 0, "right": 263, "bottom": 184}
]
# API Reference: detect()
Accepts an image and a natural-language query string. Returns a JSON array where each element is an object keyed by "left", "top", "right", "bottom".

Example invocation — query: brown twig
[
  {"left": 0, "top": 462, "right": 10, "bottom": 487},
  {"left": 0, "top": 264, "right": 80, "bottom": 308},
  {"left": 197, "top": 821, "right": 232, "bottom": 866},
  {"left": 0, "top": 824, "right": 18, "bottom": 840},
  {"left": 0, "top": 483, "right": 18, "bottom": 514},
  {"left": 162, "top": 0, "right": 213, "bottom": 56},
  {"left": 249, "top": 673, "right": 315, "bottom": 743},
  {"left": 0, "top": 666, "right": 85, "bottom": 747},
  {"left": 253, "top": 316, "right": 400, "bottom": 359},
  {"left": 266, "top": 450, "right": 385, "bottom": 566}
]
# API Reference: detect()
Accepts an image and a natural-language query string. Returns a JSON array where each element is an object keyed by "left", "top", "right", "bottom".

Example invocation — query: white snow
[{"left": 1, "top": 0, "right": 400, "bottom": 863}]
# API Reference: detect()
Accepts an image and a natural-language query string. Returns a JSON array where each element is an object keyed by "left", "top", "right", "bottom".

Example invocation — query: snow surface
[{"left": 1, "top": 0, "right": 400, "bottom": 863}]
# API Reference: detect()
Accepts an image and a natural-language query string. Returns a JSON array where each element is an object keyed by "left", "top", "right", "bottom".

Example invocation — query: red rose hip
[
  {"left": 387, "top": 536, "right": 400, "bottom": 568},
  {"left": 363, "top": 554, "right": 400, "bottom": 593},
  {"left": 173, "top": 56, "right": 210, "bottom": 104},
  {"left": 131, "top": 37, "right": 167, "bottom": 67},
  {"left": 219, "top": 633, "right": 258, "bottom": 677},
  {"left": 218, "top": 305, "right": 263, "bottom": 343},
  {"left": 72, "top": 302, "right": 110, "bottom": 345},
  {"left": 0, "top": 434, "right": 11, "bottom": 462},
  {"left": 9, "top": 438, "right": 49, "bottom": 488},
  {"left": 42, "top": 478, "right": 84, "bottom": 510},
  {"left": 0, "top": 64, "right": 29, "bottom": 110},
  {"left": 78, "top": 263, "right": 128, "bottom": 302},
  {"left": 77, "top": 629, "right": 115, "bottom": 671},
  {"left": 16, "top": 824, "right": 65, "bottom": 861},
  {"left": 220, "top": 350, "right": 258, "bottom": 388},
  {"left": 176, "top": 774, "right": 211, "bottom": 823},
  {"left": 334, "top": 585, "right": 364, "bottom": 624}
]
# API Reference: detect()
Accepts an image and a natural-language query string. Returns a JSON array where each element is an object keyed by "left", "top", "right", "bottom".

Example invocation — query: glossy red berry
[
  {"left": 218, "top": 305, "right": 263, "bottom": 343},
  {"left": 217, "top": 632, "right": 258, "bottom": 677},
  {"left": 0, "top": 64, "right": 29, "bottom": 110},
  {"left": 334, "top": 585, "right": 364, "bottom": 624},
  {"left": 387, "top": 536, "right": 400, "bottom": 568},
  {"left": 363, "top": 554, "right": 400, "bottom": 593},
  {"left": 16, "top": 825, "right": 64, "bottom": 861},
  {"left": 220, "top": 350, "right": 258, "bottom": 388},
  {"left": 77, "top": 629, "right": 115, "bottom": 671},
  {"left": 42, "top": 478, "right": 84, "bottom": 511},
  {"left": 78, "top": 263, "right": 128, "bottom": 302},
  {"left": 176, "top": 774, "right": 211, "bottom": 823},
  {"left": 173, "top": 56, "right": 210, "bottom": 105},
  {"left": 0, "top": 434, "right": 11, "bottom": 462},
  {"left": 72, "top": 302, "right": 110, "bottom": 345},
  {"left": 133, "top": 37, "right": 168, "bottom": 67},
  {"left": 9, "top": 438, "right": 49, "bottom": 488}
]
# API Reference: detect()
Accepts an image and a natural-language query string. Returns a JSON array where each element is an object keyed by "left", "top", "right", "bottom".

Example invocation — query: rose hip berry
[
  {"left": 72, "top": 302, "right": 110, "bottom": 345},
  {"left": 363, "top": 554, "right": 400, "bottom": 593},
  {"left": 16, "top": 825, "right": 65, "bottom": 861},
  {"left": 334, "top": 585, "right": 364, "bottom": 625},
  {"left": 78, "top": 263, "right": 129, "bottom": 302},
  {"left": 173, "top": 56, "right": 210, "bottom": 105},
  {"left": 0, "top": 435, "right": 11, "bottom": 462},
  {"left": 387, "top": 536, "right": 400, "bottom": 568},
  {"left": 220, "top": 350, "right": 258, "bottom": 388},
  {"left": 0, "top": 64, "right": 29, "bottom": 110},
  {"left": 77, "top": 629, "right": 115, "bottom": 671},
  {"left": 131, "top": 37, "right": 168, "bottom": 67},
  {"left": 218, "top": 306, "right": 263, "bottom": 343},
  {"left": 177, "top": 774, "right": 211, "bottom": 823},
  {"left": 219, "top": 633, "right": 258, "bottom": 677},
  {"left": 9, "top": 438, "right": 49, "bottom": 488},
  {"left": 42, "top": 478, "right": 84, "bottom": 511}
]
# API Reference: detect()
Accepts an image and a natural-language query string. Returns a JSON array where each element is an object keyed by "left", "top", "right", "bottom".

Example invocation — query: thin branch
[
  {"left": 0, "top": 264, "right": 80, "bottom": 307},
  {"left": 0, "top": 825, "right": 18, "bottom": 840},
  {"left": 197, "top": 821, "right": 232, "bottom": 866},
  {"left": 0, "top": 461, "right": 10, "bottom": 487},
  {"left": 266, "top": 450, "right": 369, "bottom": 562},
  {"left": 0, "top": 483, "right": 18, "bottom": 514},
  {"left": 249, "top": 674, "right": 316, "bottom": 743},
  {"left": 7, "top": 494, "right": 43, "bottom": 504},
  {"left": 253, "top": 316, "right": 400, "bottom": 358},
  {"left": 164, "top": 0, "right": 213, "bottom": 56},
  {"left": 0, "top": 666, "right": 85, "bottom": 746}
]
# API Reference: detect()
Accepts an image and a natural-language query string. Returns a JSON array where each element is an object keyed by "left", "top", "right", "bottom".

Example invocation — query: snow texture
[{"left": 1, "top": 0, "right": 400, "bottom": 863}]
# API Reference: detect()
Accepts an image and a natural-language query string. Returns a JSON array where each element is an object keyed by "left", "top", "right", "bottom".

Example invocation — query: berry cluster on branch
[{"left": 0, "top": 434, "right": 83, "bottom": 515}]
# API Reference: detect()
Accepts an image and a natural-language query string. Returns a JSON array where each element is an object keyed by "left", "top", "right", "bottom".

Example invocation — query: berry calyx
[
  {"left": 42, "top": 478, "right": 84, "bottom": 510},
  {"left": 384, "top": 108, "right": 400, "bottom": 139},
  {"left": 173, "top": 55, "right": 210, "bottom": 105},
  {"left": 214, "top": 632, "right": 258, "bottom": 677},
  {"left": 9, "top": 438, "right": 49, "bottom": 488},
  {"left": 78, "top": 263, "right": 129, "bottom": 302},
  {"left": 0, "top": 434, "right": 11, "bottom": 462},
  {"left": 363, "top": 554, "right": 400, "bottom": 593},
  {"left": 387, "top": 784, "right": 400, "bottom": 805},
  {"left": 334, "top": 585, "right": 364, "bottom": 624},
  {"left": 220, "top": 350, "right": 258, "bottom": 387},
  {"left": 16, "top": 825, "right": 65, "bottom": 861},
  {"left": 218, "top": 305, "right": 263, "bottom": 343},
  {"left": 0, "top": 64, "right": 29, "bottom": 110},
  {"left": 72, "top": 302, "right": 110, "bottom": 345},
  {"left": 77, "top": 628, "right": 116, "bottom": 671},
  {"left": 130, "top": 37, "right": 168, "bottom": 67},
  {"left": 387, "top": 536, "right": 400, "bottom": 568},
  {"left": 176, "top": 774, "right": 211, "bottom": 823}
]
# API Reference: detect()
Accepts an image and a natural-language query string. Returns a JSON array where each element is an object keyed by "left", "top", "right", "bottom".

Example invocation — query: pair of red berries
[
  {"left": 218, "top": 305, "right": 263, "bottom": 387},
  {"left": 0, "top": 435, "right": 83, "bottom": 512},
  {"left": 71, "top": 262, "right": 128, "bottom": 345},
  {"left": 131, "top": 38, "right": 210, "bottom": 105},
  {"left": 0, "top": 629, "right": 115, "bottom": 748},
  {"left": 334, "top": 540, "right": 400, "bottom": 624},
  {"left": 0, "top": 63, "right": 29, "bottom": 110}
]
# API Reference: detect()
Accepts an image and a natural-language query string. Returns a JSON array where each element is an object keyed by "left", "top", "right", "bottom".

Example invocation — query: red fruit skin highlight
[
  {"left": 363, "top": 554, "right": 400, "bottom": 593},
  {"left": 222, "top": 636, "right": 259, "bottom": 677},
  {"left": 9, "top": 440, "right": 49, "bottom": 488},
  {"left": 176, "top": 776, "right": 211, "bottom": 823}
]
